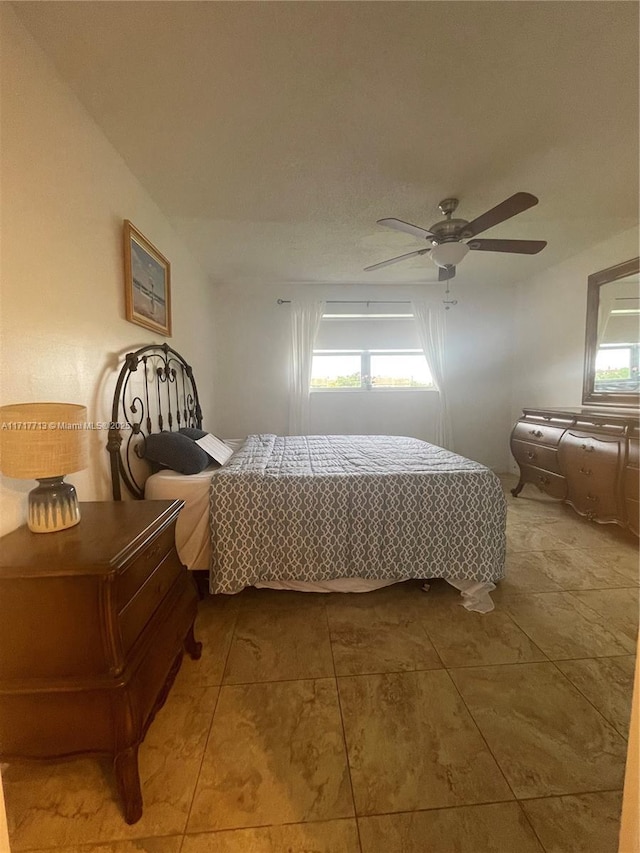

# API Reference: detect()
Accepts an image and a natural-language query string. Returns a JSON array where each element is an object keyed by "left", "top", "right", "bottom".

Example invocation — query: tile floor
[{"left": 3, "top": 475, "right": 638, "bottom": 852}]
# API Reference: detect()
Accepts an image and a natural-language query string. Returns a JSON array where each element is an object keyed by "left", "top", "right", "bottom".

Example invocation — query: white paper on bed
[{"left": 196, "top": 433, "right": 234, "bottom": 465}]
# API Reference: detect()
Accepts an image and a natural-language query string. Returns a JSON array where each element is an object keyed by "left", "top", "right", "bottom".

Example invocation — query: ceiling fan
[{"left": 364, "top": 192, "right": 547, "bottom": 280}]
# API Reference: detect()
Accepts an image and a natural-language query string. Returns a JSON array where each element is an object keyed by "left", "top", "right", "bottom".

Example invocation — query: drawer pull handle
[
  {"left": 530, "top": 430, "right": 543, "bottom": 438},
  {"left": 579, "top": 467, "right": 592, "bottom": 476},
  {"left": 581, "top": 444, "right": 595, "bottom": 453},
  {"left": 527, "top": 451, "right": 536, "bottom": 460},
  {"left": 586, "top": 494, "right": 599, "bottom": 503},
  {"left": 537, "top": 475, "right": 550, "bottom": 486}
]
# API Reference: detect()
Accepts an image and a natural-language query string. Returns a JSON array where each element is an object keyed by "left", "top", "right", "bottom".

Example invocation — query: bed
[{"left": 109, "top": 344, "right": 506, "bottom": 611}]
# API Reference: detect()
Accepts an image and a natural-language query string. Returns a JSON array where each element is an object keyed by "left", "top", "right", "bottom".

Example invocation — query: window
[
  {"left": 595, "top": 343, "right": 640, "bottom": 392},
  {"left": 311, "top": 304, "right": 434, "bottom": 391}
]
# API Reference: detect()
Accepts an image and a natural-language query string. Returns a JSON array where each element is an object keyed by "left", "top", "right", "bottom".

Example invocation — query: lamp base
[{"left": 28, "top": 477, "right": 81, "bottom": 533}]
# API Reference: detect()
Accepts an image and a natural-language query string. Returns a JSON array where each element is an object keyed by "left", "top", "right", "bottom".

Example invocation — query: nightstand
[{"left": 0, "top": 499, "right": 201, "bottom": 824}]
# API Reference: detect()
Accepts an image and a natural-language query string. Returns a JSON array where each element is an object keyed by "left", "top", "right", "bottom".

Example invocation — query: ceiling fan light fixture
[{"left": 430, "top": 241, "right": 469, "bottom": 269}]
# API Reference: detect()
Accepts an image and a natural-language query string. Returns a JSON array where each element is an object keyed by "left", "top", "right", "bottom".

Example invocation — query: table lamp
[{"left": 0, "top": 402, "right": 88, "bottom": 533}]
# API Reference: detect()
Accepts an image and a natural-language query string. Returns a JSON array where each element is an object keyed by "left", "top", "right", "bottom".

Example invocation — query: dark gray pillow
[
  {"left": 178, "top": 427, "right": 208, "bottom": 441},
  {"left": 143, "top": 431, "right": 210, "bottom": 475}
]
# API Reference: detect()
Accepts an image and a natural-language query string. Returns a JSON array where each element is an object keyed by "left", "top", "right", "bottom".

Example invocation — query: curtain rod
[{"left": 276, "top": 299, "right": 411, "bottom": 305}]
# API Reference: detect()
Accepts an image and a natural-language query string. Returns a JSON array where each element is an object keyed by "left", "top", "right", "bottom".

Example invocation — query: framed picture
[{"left": 123, "top": 221, "right": 172, "bottom": 336}]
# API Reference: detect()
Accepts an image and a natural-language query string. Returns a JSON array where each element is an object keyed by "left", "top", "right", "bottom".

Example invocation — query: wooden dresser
[
  {"left": 0, "top": 500, "right": 201, "bottom": 824},
  {"left": 511, "top": 407, "right": 640, "bottom": 535}
]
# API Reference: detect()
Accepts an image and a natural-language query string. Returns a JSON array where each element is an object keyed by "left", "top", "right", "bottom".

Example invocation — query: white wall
[
  {"left": 511, "top": 227, "right": 639, "bottom": 415},
  {"left": 213, "top": 278, "right": 514, "bottom": 471},
  {"left": 510, "top": 227, "right": 639, "bottom": 470},
  {"left": 0, "top": 6, "right": 217, "bottom": 535}
]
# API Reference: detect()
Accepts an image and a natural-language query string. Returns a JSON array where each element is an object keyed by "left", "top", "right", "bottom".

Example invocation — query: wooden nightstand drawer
[
  {"left": 117, "top": 524, "right": 176, "bottom": 608},
  {"left": 118, "top": 548, "right": 184, "bottom": 654}
]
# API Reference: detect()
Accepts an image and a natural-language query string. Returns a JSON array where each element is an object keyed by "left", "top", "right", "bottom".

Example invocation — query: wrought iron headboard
[{"left": 108, "top": 343, "right": 202, "bottom": 500}]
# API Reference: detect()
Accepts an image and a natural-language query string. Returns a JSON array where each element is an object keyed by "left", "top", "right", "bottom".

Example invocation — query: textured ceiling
[{"left": 13, "top": 1, "right": 640, "bottom": 287}]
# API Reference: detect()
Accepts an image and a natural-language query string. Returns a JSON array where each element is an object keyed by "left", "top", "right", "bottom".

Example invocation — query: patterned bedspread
[{"left": 208, "top": 434, "right": 506, "bottom": 594}]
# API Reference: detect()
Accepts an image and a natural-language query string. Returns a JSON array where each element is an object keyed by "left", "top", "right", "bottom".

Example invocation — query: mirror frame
[{"left": 582, "top": 256, "right": 640, "bottom": 408}]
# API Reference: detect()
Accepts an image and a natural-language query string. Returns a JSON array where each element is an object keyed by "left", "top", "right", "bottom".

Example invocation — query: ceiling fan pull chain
[{"left": 442, "top": 278, "right": 458, "bottom": 310}]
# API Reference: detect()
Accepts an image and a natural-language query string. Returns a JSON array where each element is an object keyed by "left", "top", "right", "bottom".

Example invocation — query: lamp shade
[
  {"left": 430, "top": 241, "right": 470, "bottom": 269},
  {"left": 0, "top": 403, "right": 88, "bottom": 479}
]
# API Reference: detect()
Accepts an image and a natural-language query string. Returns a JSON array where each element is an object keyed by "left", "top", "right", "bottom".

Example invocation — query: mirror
[{"left": 583, "top": 256, "right": 640, "bottom": 407}]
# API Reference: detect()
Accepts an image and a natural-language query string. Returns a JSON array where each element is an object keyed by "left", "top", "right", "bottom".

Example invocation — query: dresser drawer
[
  {"left": 566, "top": 482, "right": 619, "bottom": 520},
  {"left": 627, "top": 499, "right": 640, "bottom": 536},
  {"left": 118, "top": 549, "right": 184, "bottom": 654},
  {"left": 559, "top": 430, "right": 623, "bottom": 484},
  {"left": 117, "top": 524, "right": 176, "bottom": 608},
  {"left": 511, "top": 440, "right": 561, "bottom": 474},
  {"left": 628, "top": 438, "right": 639, "bottom": 470},
  {"left": 625, "top": 467, "right": 640, "bottom": 502},
  {"left": 512, "top": 421, "right": 565, "bottom": 447},
  {"left": 519, "top": 465, "right": 567, "bottom": 499}
]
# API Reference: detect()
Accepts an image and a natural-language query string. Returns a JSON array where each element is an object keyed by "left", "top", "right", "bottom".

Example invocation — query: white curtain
[
  {"left": 411, "top": 299, "right": 453, "bottom": 450},
  {"left": 288, "top": 297, "right": 326, "bottom": 435}
]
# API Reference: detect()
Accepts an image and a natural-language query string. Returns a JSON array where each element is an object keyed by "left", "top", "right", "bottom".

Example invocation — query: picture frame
[{"left": 123, "top": 221, "right": 172, "bottom": 336}]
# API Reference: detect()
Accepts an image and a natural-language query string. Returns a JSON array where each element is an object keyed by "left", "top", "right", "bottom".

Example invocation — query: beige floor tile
[
  {"left": 506, "top": 524, "right": 566, "bottom": 553},
  {"left": 174, "top": 596, "right": 238, "bottom": 689},
  {"left": 498, "top": 552, "right": 564, "bottom": 596},
  {"left": 26, "top": 839, "right": 183, "bottom": 853},
  {"left": 569, "top": 588, "right": 639, "bottom": 645},
  {"left": 222, "top": 605, "right": 334, "bottom": 683},
  {"left": 4, "top": 687, "right": 218, "bottom": 850},
  {"left": 231, "top": 587, "right": 329, "bottom": 611},
  {"left": 358, "top": 802, "right": 544, "bottom": 853},
  {"left": 187, "top": 678, "right": 353, "bottom": 833},
  {"left": 450, "top": 663, "right": 627, "bottom": 799},
  {"left": 584, "top": 546, "right": 640, "bottom": 585},
  {"left": 337, "top": 670, "right": 513, "bottom": 815},
  {"left": 524, "top": 548, "right": 634, "bottom": 590},
  {"left": 326, "top": 596, "right": 442, "bottom": 675},
  {"left": 422, "top": 598, "right": 546, "bottom": 667},
  {"left": 541, "top": 519, "right": 629, "bottom": 550},
  {"left": 521, "top": 791, "right": 623, "bottom": 853},
  {"left": 501, "top": 592, "right": 635, "bottom": 659},
  {"left": 556, "top": 656, "right": 635, "bottom": 739},
  {"left": 182, "top": 819, "right": 360, "bottom": 852}
]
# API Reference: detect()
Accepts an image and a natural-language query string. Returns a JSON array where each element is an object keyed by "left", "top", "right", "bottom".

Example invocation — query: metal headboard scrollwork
[{"left": 108, "top": 343, "right": 202, "bottom": 500}]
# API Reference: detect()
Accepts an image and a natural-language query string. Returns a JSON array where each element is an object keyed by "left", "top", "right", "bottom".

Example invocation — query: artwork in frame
[{"left": 123, "top": 221, "right": 172, "bottom": 336}]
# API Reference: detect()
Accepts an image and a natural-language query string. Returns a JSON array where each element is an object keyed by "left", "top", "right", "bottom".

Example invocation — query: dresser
[
  {"left": 511, "top": 407, "right": 640, "bottom": 535},
  {"left": 0, "top": 500, "right": 201, "bottom": 824}
]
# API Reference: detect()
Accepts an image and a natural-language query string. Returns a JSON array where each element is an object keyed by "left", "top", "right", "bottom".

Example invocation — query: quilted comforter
[{"left": 209, "top": 434, "right": 506, "bottom": 594}]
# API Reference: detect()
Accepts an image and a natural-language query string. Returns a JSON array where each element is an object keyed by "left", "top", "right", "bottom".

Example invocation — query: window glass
[
  {"left": 311, "top": 353, "right": 361, "bottom": 388},
  {"left": 370, "top": 352, "right": 432, "bottom": 388}
]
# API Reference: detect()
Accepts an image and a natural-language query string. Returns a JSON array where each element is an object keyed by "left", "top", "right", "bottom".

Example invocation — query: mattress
[{"left": 209, "top": 434, "right": 507, "bottom": 598}]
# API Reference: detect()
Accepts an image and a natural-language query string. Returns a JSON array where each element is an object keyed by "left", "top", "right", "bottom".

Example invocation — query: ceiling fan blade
[
  {"left": 468, "top": 238, "right": 547, "bottom": 254},
  {"left": 377, "top": 218, "right": 435, "bottom": 240},
  {"left": 463, "top": 193, "right": 539, "bottom": 238},
  {"left": 438, "top": 266, "right": 456, "bottom": 281},
  {"left": 364, "top": 248, "right": 430, "bottom": 272}
]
